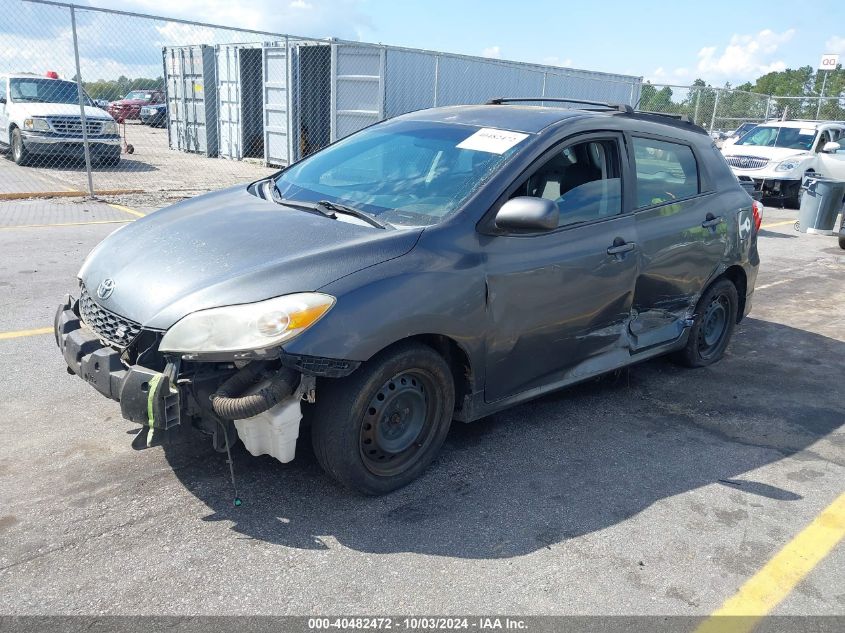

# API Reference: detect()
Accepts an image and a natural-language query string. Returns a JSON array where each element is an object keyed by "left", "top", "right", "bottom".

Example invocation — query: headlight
[
  {"left": 159, "top": 293, "right": 336, "bottom": 353},
  {"left": 102, "top": 120, "right": 119, "bottom": 135},
  {"left": 775, "top": 158, "right": 802, "bottom": 172},
  {"left": 23, "top": 118, "right": 50, "bottom": 132}
]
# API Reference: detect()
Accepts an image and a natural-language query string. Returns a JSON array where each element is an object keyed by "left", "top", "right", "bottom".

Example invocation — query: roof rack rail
[
  {"left": 486, "top": 97, "right": 633, "bottom": 113},
  {"left": 635, "top": 110, "right": 691, "bottom": 123}
]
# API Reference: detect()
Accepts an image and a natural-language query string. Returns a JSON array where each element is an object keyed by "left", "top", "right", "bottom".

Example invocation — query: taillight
[{"left": 751, "top": 200, "right": 763, "bottom": 231}]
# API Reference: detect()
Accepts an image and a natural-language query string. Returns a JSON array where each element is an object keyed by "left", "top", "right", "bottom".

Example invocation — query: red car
[{"left": 108, "top": 89, "right": 164, "bottom": 122}]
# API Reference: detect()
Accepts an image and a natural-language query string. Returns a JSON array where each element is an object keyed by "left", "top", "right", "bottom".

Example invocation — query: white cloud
[
  {"left": 695, "top": 29, "right": 794, "bottom": 80},
  {"left": 825, "top": 36, "right": 845, "bottom": 55},
  {"left": 482, "top": 46, "right": 501, "bottom": 59},
  {"left": 83, "top": 0, "right": 374, "bottom": 40}
]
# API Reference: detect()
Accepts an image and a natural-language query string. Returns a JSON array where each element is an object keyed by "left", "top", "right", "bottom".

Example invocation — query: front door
[
  {"left": 629, "top": 135, "right": 729, "bottom": 349},
  {"left": 483, "top": 133, "right": 638, "bottom": 402}
]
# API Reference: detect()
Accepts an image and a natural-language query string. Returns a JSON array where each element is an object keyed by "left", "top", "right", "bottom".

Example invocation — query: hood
[
  {"left": 16, "top": 102, "right": 112, "bottom": 120},
  {"left": 722, "top": 145, "right": 811, "bottom": 162},
  {"left": 111, "top": 99, "right": 147, "bottom": 106},
  {"left": 78, "top": 186, "right": 422, "bottom": 330}
]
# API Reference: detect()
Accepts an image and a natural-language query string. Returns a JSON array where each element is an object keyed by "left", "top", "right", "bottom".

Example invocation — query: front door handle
[
  {"left": 701, "top": 214, "right": 724, "bottom": 229},
  {"left": 607, "top": 240, "right": 636, "bottom": 260}
]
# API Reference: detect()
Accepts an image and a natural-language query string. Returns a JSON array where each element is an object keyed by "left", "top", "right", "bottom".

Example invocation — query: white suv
[
  {"left": 0, "top": 73, "right": 121, "bottom": 167},
  {"left": 721, "top": 120, "right": 845, "bottom": 207}
]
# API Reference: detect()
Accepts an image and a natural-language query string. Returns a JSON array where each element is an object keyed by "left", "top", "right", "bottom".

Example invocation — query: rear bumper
[{"left": 54, "top": 295, "right": 179, "bottom": 429}]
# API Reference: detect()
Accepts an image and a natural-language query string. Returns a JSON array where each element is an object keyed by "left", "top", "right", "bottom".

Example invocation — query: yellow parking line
[
  {"left": 0, "top": 326, "right": 53, "bottom": 341},
  {"left": 107, "top": 203, "right": 145, "bottom": 218},
  {"left": 760, "top": 220, "right": 796, "bottom": 229},
  {"left": 695, "top": 492, "right": 845, "bottom": 633},
  {"left": 0, "top": 219, "right": 130, "bottom": 230}
]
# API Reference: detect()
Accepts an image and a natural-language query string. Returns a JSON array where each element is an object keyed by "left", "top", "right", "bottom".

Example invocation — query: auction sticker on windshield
[{"left": 457, "top": 127, "right": 529, "bottom": 154}]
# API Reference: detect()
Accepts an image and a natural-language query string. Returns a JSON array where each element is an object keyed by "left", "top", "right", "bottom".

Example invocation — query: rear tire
[
  {"left": 672, "top": 278, "right": 738, "bottom": 368},
  {"left": 11, "top": 128, "right": 31, "bottom": 166},
  {"left": 311, "top": 342, "right": 455, "bottom": 495},
  {"left": 839, "top": 235, "right": 845, "bottom": 250}
]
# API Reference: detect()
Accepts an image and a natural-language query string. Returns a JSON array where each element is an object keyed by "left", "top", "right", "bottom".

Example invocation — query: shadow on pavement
[{"left": 163, "top": 317, "right": 844, "bottom": 558}]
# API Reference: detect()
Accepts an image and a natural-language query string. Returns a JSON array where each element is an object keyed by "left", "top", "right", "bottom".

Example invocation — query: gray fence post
[
  {"left": 70, "top": 5, "right": 95, "bottom": 197},
  {"left": 693, "top": 89, "right": 701, "bottom": 126},
  {"left": 709, "top": 89, "right": 720, "bottom": 134}
]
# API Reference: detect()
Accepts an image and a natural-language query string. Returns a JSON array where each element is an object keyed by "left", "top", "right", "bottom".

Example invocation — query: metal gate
[
  {"left": 263, "top": 43, "right": 290, "bottom": 167},
  {"left": 330, "top": 44, "right": 385, "bottom": 142},
  {"left": 164, "top": 45, "right": 217, "bottom": 157},
  {"left": 217, "top": 44, "right": 242, "bottom": 161}
]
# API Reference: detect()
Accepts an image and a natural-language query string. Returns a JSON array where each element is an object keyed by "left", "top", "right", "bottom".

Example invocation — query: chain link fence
[
  {"left": 640, "top": 84, "right": 844, "bottom": 134},
  {"left": 1, "top": 0, "right": 843, "bottom": 208}
]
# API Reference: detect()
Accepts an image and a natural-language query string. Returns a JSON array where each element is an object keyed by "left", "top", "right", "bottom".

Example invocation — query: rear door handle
[{"left": 701, "top": 214, "right": 724, "bottom": 229}]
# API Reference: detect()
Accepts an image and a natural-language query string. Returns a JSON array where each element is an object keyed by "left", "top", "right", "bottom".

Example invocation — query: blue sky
[{"left": 3, "top": 0, "right": 844, "bottom": 85}]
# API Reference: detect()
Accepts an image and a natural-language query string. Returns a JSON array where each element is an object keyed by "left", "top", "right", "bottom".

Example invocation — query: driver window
[{"left": 510, "top": 139, "right": 622, "bottom": 227}]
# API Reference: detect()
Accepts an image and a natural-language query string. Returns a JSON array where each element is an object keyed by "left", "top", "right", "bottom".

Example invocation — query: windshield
[
  {"left": 274, "top": 120, "right": 529, "bottom": 227},
  {"left": 9, "top": 78, "right": 91, "bottom": 106},
  {"left": 734, "top": 123, "right": 757, "bottom": 137},
  {"left": 124, "top": 91, "right": 153, "bottom": 100},
  {"left": 735, "top": 125, "right": 815, "bottom": 151}
]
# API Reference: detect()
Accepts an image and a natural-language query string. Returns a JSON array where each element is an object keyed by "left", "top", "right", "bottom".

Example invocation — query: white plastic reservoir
[{"left": 233, "top": 392, "right": 302, "bottom": 463}]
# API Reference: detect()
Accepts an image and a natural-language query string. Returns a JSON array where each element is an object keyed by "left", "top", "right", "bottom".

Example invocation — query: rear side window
[{"left": 632, "top": 137, "right": 699, "bottom": 208}]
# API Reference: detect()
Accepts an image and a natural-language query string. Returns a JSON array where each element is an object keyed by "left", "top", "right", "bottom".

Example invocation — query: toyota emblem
[{"left": 96, "top": 278, "right": 116, "bottom": 300}]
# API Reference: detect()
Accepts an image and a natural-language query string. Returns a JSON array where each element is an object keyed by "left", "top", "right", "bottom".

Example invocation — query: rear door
[
  {"left": 629, "top": 134, "right": 729, "bottom": 349},
  {"left": 483, "top": 132, "right": 638, "bottom": 402}
]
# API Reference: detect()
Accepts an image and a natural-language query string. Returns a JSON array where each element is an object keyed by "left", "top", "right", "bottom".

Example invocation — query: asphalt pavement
[{"left": 0, "top": 200, "right": 843, "bottom": 617}]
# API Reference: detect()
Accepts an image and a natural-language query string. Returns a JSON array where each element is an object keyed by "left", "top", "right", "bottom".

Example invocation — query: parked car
[
  {"left": 721, "top": 120, "right": 845, "bottom": 207},
  {"left": 55, "top": 101, "right": 760, "bottom": 495},
  {"left": 107, "top": 89, "right": 164, "bottom": 122},
  {"left": 721, "top": 121, "right": 760, "bottom": 148},
  {"left": 140, "top": 103, "right": 166, "bottom": 127},
  {"left": 0, "top": 73, "right": 121, "bottom": 166}
]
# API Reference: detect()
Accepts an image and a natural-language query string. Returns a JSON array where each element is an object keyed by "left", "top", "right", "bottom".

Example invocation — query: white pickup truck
[
  {"left": 0, "top": 73, "right": 121, "bottom": 167},
  {"left": 721, "top": 120, "right": 845, "bottom": 207}
]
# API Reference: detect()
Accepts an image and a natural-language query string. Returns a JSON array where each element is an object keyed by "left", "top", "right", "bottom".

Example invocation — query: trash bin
[{"left": 797, "top": 176, "right": 845, "bottom": 235}]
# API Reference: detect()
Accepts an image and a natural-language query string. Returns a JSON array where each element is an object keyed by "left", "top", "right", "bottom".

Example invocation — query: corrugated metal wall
[
  {"left": 164, "top": 45, "right": 218, "bottom": 157},
  {"left": 164, "top": 39, "right": 642, "bottom": 166}
]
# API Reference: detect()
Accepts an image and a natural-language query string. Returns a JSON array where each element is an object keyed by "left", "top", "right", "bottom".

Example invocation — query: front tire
[
  {"left": 11, "top": 128, "right": 31, "bottom": 166},
  {"left": 311, "top": 342, "right": 455, "bottom": 495},
  {"left": 673, "top": 278, "right": 738, "bottom": 368}
]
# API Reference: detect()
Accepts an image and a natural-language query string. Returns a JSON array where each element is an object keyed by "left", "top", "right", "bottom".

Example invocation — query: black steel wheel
[
  {"left": 360, "top": 370, "right": 439, "bottom": 477},
  {"left": 672, "top": 278, "right": 738, "bottom": 368},
  {"left": 311, "top": 342, "right": 454, "bottom": 495}
]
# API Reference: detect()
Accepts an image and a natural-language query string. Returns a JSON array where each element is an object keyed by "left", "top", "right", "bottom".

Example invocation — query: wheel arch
[
  {"left": 717, "top": 265, "right": 747, "bottom": 323},
  {"left": 362, "top": 333, "right": 475, "bottom": 418}
]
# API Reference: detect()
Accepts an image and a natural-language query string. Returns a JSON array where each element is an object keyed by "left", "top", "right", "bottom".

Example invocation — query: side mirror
[
  {"left": 495, "top": 196, "right": 559, "bottom": 232},
  {"left": 0, "top": 97, "right": 6, "bottom": 104},
  {"left": 822, "top": 141, "right": 841, "bottom": 153}
]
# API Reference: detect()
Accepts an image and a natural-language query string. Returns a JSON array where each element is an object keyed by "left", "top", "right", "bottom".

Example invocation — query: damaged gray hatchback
[{"left": 55, "top": 100, "right": 761, "bottom": 495}]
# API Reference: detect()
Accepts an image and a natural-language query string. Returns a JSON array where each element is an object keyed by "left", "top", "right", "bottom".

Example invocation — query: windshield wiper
[
  {"left": 316, "top": 200, "right": 391, "bottom": 229},
  {"left": 270, "top": 184, "right": 390, "bottom": 229}
]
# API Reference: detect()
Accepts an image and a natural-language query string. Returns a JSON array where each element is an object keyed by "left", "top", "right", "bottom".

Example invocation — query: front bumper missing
[{"left": 54, "top": 295, "right": 180, "bottom": 435}]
